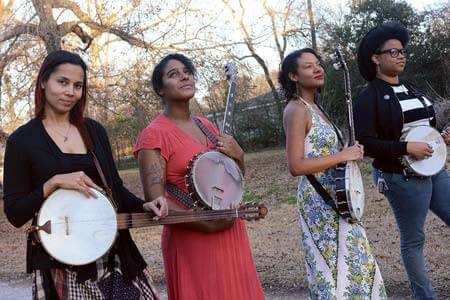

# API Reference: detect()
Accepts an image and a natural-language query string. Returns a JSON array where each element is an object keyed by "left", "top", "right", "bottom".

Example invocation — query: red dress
[{"left": 134, "top": 113, "right": 265, "bottom": 300}]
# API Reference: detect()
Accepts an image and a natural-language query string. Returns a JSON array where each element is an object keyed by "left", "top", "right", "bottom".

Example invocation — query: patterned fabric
[
  {"left": 295, "top": 99, "right": 387, "bottom": 299},
  {"left": 391, "top": 84, "right": 435, "bottom": 133},
  {"left": 32, "top": 255, "right": 159, "bottom": 300}
]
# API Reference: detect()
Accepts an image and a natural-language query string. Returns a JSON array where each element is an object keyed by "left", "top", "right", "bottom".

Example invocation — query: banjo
[
  {"left": 33, "top": 188, "right": 267, "bottom": 266},
  {"left": 331, "top": 48, "right": 365, "bottom": 223},
  {"left": 184, "top": 62, "right": 244, "bottom": 210},
  {"left": 401, "top": 126, "right": 447, "bottom": 177}
]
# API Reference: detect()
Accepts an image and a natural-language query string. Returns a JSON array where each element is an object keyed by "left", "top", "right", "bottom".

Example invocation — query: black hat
[{"left": 357, "top": 21, "right": 409, "bottom": 81}]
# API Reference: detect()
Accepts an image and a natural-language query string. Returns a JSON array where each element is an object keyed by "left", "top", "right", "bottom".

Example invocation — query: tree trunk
[
  {"left": 307, "top": 0, "right": 317, "bottom": 51},
  {"left": 32, "top": 0, "right": 62, "bottom": 53}
]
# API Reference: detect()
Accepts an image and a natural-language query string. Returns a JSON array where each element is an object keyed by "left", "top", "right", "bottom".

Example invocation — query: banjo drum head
[
  {"left": 191, "top": 151, "right": 244, "bottom": 210},
  {"left": 403, "top": 126, "right": 447, "bottom": 177},
  {"left": 345, "top": 161, "right": 365, "bottom": 221},
  {"left": 37, "top": 188, "right": 117, "bottom": 266}
]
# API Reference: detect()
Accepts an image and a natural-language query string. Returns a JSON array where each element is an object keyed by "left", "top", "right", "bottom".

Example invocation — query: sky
[{"left": 2, "top": 0, "right": 447, "bottom": 121}]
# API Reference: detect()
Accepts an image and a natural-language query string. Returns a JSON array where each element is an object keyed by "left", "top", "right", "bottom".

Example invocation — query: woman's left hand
[
  {"left": 216, "top": 134, "right": 244, "bottom": 162},
  {"left": 443, "top": 126, "right": 450, "bottom": 145},
  {"left": 143, "top": 195, "right": 169, "bottom": 220}
]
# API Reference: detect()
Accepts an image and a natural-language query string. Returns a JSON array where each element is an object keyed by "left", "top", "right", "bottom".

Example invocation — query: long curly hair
[{"left": 278, "top": 48, "right": 322, "bottom": 101}]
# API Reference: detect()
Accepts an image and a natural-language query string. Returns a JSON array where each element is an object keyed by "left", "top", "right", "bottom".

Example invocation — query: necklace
[{"left": 44, "top": 121, "right": 71, "bottom": 142}]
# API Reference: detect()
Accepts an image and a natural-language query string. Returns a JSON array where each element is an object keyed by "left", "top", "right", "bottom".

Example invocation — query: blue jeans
[{"left": 373, "top": 168, "right": 450, "bottom": 300}]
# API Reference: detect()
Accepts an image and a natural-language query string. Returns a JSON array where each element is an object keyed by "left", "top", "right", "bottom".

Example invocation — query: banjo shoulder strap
[
  {"left": 165, "top": 184, "right": 196, "bottom": 209},
  {"left": 78, "top": 122, "right": 118, "bottom": 210},
  {"left": 193, "top": 117, "right": 219, "bottom": 145},
  {"left": 305, "top": 174, "right": 341, "bottom": 217}
]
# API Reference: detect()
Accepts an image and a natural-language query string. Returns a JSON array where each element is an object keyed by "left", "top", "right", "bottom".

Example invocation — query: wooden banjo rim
[{"left": 186, "top": 150, "right": 244, "bottom": 209}]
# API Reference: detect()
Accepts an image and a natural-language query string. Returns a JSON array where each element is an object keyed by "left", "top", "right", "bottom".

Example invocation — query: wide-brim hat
[{"left": 357, "top": 21, "right": 409, "bottom": 81}]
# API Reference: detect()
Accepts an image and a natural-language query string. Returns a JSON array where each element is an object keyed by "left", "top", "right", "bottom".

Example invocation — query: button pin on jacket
[{"left": 384, "top": 94, "right": 390, "bottom": 100}]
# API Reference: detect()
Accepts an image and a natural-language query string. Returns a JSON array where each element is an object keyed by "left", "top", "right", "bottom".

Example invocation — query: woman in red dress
[{"left": 134, "top": 53, "right": 265, "bottom": 300}]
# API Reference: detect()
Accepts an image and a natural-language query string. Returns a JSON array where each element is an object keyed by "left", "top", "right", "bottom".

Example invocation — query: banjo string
[{"left": 42, "top": 208, "right": 259, "bottom": 227}]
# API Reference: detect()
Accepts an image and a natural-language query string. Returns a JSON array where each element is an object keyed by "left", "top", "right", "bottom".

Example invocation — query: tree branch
[{"left": 0, "top": 24, "right": 39, "bottom": 43}]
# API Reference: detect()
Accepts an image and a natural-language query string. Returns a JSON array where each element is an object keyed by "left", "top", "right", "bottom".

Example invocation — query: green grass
[
  {"left": 243, "top": 191, "right": 260, "bottom": 203},
  {"left": 285, "top": 196, "right": 297, "bottom": 205}
]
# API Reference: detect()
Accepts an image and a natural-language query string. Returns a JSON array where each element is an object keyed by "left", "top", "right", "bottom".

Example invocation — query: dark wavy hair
[
  {"left": 35, "top": 50, "right": 88, "bottom": 126},
  {"left": 278, "top": 48, "right": 322, "bottom": 101},
  {"left": 151, "top": 53, "right": 197, "bottom": 99}
]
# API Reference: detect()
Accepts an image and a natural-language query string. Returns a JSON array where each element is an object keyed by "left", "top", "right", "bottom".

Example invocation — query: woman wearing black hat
[{"left": 354, "top": 21, "right": 450, "bottom": 299}]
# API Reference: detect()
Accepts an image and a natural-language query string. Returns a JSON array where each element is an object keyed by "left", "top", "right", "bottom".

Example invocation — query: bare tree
[
  {"left": 0, "top": 0, "right": 233, "bottom": 131},
  {"left": 222, "top": 0, "right": 309, "bottom": 140},
  {"left": 307, "top": 0, "right": 317, "bottom": 50}
]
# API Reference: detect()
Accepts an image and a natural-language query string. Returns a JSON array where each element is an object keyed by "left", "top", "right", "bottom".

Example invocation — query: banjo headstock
[
  {"left": 239, "top": 202, "right": 268, "bottom": 221},
  {"left": 330, "top": 47, "right": 349, "bottom": 73},
  {"left": 225, "top": 62, "right": 238, "bottom": 83},
  {"left": 330, "top": 46, "right": 355, "bottom": 145},
  {"left": 222, "top": 62, "right": 238, "bottom": 135}
]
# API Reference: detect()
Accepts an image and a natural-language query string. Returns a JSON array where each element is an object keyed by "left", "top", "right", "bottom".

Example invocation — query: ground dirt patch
[{"left": 1, "top": 148, "right": 449, "bottom": 298}]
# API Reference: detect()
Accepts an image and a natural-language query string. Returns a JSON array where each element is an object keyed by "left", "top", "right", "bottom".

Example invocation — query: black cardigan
[
  {"left": 353, "top": 78, "right": 436, "bottom": 173},
  {"left": 3, "top": 118, "right": 147, "bottom": 283}
]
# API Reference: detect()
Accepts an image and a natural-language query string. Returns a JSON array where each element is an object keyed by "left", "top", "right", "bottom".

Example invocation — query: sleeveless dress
[
  {"left": 134, "top": 114, "right": 265, "bottom": 300},
  {"left": 295, "top": 99, "right": 387, "bottom": 299}
]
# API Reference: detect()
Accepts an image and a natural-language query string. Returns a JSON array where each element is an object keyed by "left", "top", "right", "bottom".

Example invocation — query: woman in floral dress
[{"left": 280, "top": 48, "right": 386, "bottom": 299}]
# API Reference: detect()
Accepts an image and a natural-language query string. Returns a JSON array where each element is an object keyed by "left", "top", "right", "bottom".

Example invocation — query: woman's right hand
[
  {"left": 407, "top": 142, "right": 434, "bottom": 160},
  {"left": 43, "top": 171, "right": 102, "bottom": 198},
  {"left": 338, "top": 142, "right": 364, "bottom": 162}
]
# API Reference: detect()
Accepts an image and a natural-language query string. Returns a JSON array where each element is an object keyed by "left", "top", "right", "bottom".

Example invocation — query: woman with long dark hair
[
  {"left": 134, "top": 53, "right": 264, "bottom": 300},
  {"left": 3, "top": 50, "right": 167, "bottom": 299},
  {"left": 280, "top": 48, "right": 386, "bottom": 298}
]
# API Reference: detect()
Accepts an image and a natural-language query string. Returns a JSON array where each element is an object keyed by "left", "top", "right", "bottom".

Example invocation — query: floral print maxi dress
[{"left": 296, "top": 100, "right": 386, "bottom": 299}]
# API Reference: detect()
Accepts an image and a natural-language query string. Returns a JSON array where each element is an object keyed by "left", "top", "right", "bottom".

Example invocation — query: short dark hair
[
  {"left": 151, "top": 53, "right": 197, "bottom": 98},
  {"left": 35, "top": 50, "right": 88, "bottom": 125},
  {"left": 278, "top": 48, "right": 322, "bottom": 101}
]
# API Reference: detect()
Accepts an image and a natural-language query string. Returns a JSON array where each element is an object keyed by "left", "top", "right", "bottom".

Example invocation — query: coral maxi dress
[{"left": 134, "top": 113, "right": 265, "bottom": 300}]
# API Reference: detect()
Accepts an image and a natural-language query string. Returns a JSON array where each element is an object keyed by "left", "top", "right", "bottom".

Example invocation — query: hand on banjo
[
  {"left": 442, "top": 127, "right": 450, "bottom": 145},
  {"left": 143, "top": 195, "right": 169, "bottom": 220},
  {"left": 216, "top": 134, "right": 244, "bottom": 162},
  {"left": 44, "top": 171, "right": 103, "bottom": 198},
  {"left": 406, "top": 141, "right": 434, "bottom": 160},
  {"left": 339, "top": 142, "right": 364, "bottom": 162}
]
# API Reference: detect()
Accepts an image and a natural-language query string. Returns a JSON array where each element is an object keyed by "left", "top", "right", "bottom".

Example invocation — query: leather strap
[
  {"left": 165, "top": 183, "right": 196, "bottom": 209},
  {"left": 305, "top": 174, "right": 340, "bottom": 216},
  {"left": 78, "top": 122, "right": 118, "bottom": 210},
  {"left": 192, "top": 117, "right": 219, "bottom": 145},
  {"left": 91, "top": 151, "right": 117, "bottom": 210}
]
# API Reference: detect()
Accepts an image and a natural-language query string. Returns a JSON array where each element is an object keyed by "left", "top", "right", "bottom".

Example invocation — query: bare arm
[
  {"left": 138, "top": 149, "right": 234, "bottom": 232},
  {"left": 284, "top": 102, "right": 362, "bottom": 176}
]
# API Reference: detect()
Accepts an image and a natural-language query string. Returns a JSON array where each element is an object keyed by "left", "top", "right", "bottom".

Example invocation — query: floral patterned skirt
[{"left": 297, "top": 175, "right": 387, "bottom": 299}]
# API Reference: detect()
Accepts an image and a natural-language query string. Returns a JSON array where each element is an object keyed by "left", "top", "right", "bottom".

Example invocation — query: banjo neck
[
  {"left": 332, "top": 48, "right": 356, "bottom": 146},
  {"left": 221, "top": 62, "right": 238, "bottom": 135},
  {"left": 116, "top": 203, "right": 267, "bottom": 230}
]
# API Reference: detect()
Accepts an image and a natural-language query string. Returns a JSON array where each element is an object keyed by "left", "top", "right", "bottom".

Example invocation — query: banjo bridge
[
  {"left": 212, "top": 186, "right": 224, "bottom": 193},
  {"left": 64, "top": 216, "right": 69, "bottom": 236}
]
